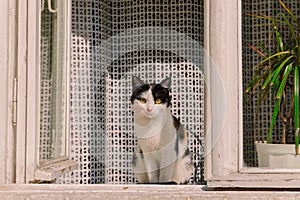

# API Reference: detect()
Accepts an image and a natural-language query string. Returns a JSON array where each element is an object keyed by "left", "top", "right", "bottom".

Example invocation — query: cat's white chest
[
  {"left": 139, "top": 130, "right": 165, "bottom": 150},
  {"left": 135, "top": 123, "right": 163, "bottom": 152},
  {"left": 134, "top": 110, "right": 167, "bottom": 138},
  {"left": 134, "top": 110, "right": 175, "bottom": 153}
]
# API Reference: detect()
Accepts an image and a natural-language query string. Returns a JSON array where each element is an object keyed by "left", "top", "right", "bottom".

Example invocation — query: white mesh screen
[
  {"left": 104, "top": 62, "right": 204, "bottom": 184},
  {"left": 242, "top": 0, "right": 300, "bottom": 167},
  {"left": 40, "top": 6, "right": 54, "bottom": 162},
  {"left": 49, "top": 0, "right": 205, "bottom": 184},
  {"left": 40, "top": 0, "right": 69, "bottom": 161}
]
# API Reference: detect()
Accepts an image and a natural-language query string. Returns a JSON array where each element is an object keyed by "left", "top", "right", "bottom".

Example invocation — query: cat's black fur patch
[
  {"left": 151, "top": 84, "right": 171, "bottom": 106},
  {"left": 173, "top": 116, "right": 180, "bottom": 131},
  {"left": 130, "top": 84, "right": 150, "bottom": 104},
  {"left": 140, "top": 148, "right": 144, "bottom": 159},
  {"left": 132, "top": 148, "right": 144, "bottom": 167},
  {"left": 183, "top": 148, "right": 194, "bottom": 168},
  {"left": 175, "top": 125, "right": 185, "bottom": 156},
  {"left": 132, "top": 153, "right": 137, "bottom": 167},
  {"left": 173, "top": 115, "right": 186, "bottom": 156}
]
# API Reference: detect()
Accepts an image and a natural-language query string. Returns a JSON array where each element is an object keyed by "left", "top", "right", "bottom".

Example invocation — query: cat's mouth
[
  {"left": 135, "top": 110, "right": 153, "bottom": 119},
  {"left": 145, "top": 112, "right": 153, "bottom": 118}
]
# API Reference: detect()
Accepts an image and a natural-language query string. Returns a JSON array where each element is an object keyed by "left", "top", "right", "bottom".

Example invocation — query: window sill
[
  {"left": 34, "top": 157, "right": 78, "bottom": 182},
  {"left": 207, "top": 172, "right": 300, "bottom": 188},
  {"left": 1, "top": 184, "right": 300, "bottom": 199}
]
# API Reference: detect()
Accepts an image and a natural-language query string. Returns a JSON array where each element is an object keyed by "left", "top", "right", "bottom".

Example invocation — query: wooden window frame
[
  {"left": 205, "top": 0, "right": 300, "bottom": 188},
  {"left": 2, "top": 0, "right": 300, "bottom": 187},
  {"left": 0, "top": 0, "right": 76, "bottom": 184},
  {"left": 0, "top": 0, "right": 16, "bottom": 184}
]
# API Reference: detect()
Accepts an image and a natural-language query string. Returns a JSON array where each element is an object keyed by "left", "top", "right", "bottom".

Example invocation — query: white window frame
[
  {"left": 0, "top": 0, "right": 76, "bottom": 184},
  {"left": 2, "top": 0, "right": 300, "bottom": 187},
  {"left": 0, "top": 0, "right": 16, "bottom": 184},
  {"left": 205, "top": 0, "right": 300, "bottom": 188}
]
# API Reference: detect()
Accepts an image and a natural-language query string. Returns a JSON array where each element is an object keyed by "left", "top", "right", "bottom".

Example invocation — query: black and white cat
[{"left": 130, "top": 76, "right": 194, "bottom": 184}]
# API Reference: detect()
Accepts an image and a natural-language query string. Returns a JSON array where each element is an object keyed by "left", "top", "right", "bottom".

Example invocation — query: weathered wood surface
[{"left": 1, "top": 185, "right": 300, "bottom": 200}]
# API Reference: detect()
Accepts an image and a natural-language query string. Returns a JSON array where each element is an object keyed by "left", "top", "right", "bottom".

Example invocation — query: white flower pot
[{"left": 255, "top": 142, "right": 300, "bottom": 168}]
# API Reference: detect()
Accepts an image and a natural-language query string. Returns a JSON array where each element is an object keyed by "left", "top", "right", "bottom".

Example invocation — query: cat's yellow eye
[
  {"left": 155, "top": 99, "right": 162, "bottom": 104},
  {"left": 140, "top": 98, "right": 147, "bottom": 104}
]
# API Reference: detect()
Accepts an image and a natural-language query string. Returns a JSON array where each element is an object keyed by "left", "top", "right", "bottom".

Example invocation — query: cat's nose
[{"left": 147, "top": 107, "right": 153, "bottom": 112}]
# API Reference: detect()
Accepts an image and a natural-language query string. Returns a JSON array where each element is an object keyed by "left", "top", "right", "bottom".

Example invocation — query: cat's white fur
[{"left": 132, "top": 84, "right": 193, "bottom": 184}]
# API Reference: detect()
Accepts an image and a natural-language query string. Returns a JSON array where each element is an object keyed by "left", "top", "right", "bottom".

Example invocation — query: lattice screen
[
  {"left": 40, "top": 5, "right": 54, "bottom": 162},
  {"left": 242, "top": 0, "right": 299, "bottom": 167},
  {"left": 39, "top": 0, "right": 204, "bottom": 184},
  {"left": 39, "top": 0, "right": 300, "bottom": 183},
  {"left": 40, "top": 0, "right": 69, "bottom": 162}
]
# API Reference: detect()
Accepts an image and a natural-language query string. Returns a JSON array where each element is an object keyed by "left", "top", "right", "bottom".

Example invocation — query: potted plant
[{"left": 246, "top": 0, "right": 300, "bottom": 168}]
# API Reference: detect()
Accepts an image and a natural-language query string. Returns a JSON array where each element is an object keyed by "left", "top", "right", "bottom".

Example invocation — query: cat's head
[{"left": 130, "top": 76, "right": 171, "bottom": 118}]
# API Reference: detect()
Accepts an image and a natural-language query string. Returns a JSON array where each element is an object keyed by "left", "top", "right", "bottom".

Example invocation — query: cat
[{"left": 130, "top": 76, "right": 194, "bottom": 184}]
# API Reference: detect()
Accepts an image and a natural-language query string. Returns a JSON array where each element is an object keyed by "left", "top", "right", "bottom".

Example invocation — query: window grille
[
  {"left": 40, "top": 0, "right": 205, "bottom": 184},
  {"left": 40, "top": 0, "right": 69, "bottom": 162},
  {"left": 40, "top": 3, "right": 54, "bottom": 161},
  {"left": 242, "top": 0, "right": 300, "bottom": 167}
]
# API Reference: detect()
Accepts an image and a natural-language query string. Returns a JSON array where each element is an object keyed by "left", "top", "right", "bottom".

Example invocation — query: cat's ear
[
  {"left": 132, "top": 76, "right": 145, "bottom": 91},
  {"left": 159, "top": 77, "right": 171, "bottom": 89}
]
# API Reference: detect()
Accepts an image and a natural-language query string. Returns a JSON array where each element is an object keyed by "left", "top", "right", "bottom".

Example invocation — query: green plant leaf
[
  {"left": 272, "top": 76, "right": 281, "bottom": 100},
  {"left": 270, "top": 55, "right": 294, "bottom": 86},
  {"left": 257, "top": 51, "right": 291, "bottom": 68},
  {"left": 276, "top": 63, "right": 293, "bottom": 99},
  {"left": 246, "top": 13, "right": 273, "bottom": 21},
  {"left": 255, "top": 85, "right": 271, "bottom": 116},
  {"left": 295, "top": 66, "right": 299, "bottom": 128},
  {"left": 246, "top": 75, "right": 262, "bottom": 94},
  {"left": 267, "top": 97, "right": 282, "bottom": 143},
  {"left": 274, "top": 25, "right": 284, "bottom": 52},
  {"left": 279, "top": 13, "right": 298, "bottom": 46},
  {"left": 298, "top": 33, "right": 300, "bottom": 59},
  {"left": 279, "top": 0, "right": 298, "bottom": 23},
  {"left": 261, "top": 62, "right": 281, "bottom": 90},
  {"left": 249, "top": 12, "right": 284, "bottom": 25},
  {"left": 262, "top": 70, "right": 276, "bottom": 90},
  {"left": 294, "top": 66, "right": 299, "bottom": 155}
]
